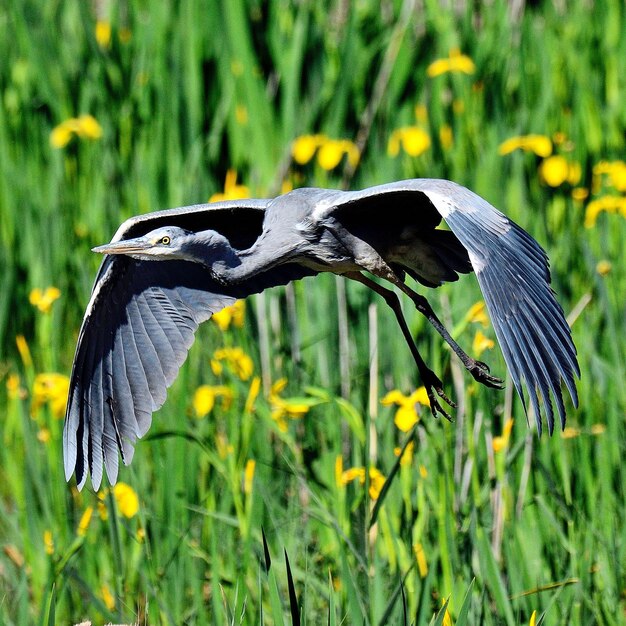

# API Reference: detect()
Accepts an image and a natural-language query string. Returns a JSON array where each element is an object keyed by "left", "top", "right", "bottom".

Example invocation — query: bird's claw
[
  {"left": 422, "top": 370, "right": 456, "bottom": 421},
  {"left": 469, "top": 359, "right": 504, "bottom": 389}
]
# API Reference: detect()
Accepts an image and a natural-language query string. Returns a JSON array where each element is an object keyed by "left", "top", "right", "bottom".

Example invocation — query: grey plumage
[{"left": 64, "top": 179, "right": 579, "bottom": 490}]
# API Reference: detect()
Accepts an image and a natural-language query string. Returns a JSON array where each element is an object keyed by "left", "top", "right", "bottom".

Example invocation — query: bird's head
[{"left": 92, "top": 226, "right": 197, "bottom": 261}]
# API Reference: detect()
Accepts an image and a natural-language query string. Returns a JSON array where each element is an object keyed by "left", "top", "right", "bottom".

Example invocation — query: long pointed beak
[{"left": 92, "top": 237, "right": 151, "bottom": 255}]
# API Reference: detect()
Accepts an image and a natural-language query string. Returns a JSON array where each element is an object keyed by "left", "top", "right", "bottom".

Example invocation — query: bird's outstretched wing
[
  {"left": 64, "top": 201, "right": 315, "bottom": 490},
  {"left": 318, "top": 178, "right": 579, "bottom": 434}
]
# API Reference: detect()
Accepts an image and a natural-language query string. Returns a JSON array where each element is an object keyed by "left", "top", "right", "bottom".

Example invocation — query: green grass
[{"left": 0, "top": 1, "right": 624, "bottom": 624}]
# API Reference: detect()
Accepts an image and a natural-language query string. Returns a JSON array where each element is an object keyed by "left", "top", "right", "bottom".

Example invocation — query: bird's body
[{"left": 65, "top": 179, "right": 579, "bottom": 490}]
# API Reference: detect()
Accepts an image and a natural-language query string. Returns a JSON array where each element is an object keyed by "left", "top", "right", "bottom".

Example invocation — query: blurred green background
[{"left": 0, "top": 1, "right": 624, "bottom": 624}]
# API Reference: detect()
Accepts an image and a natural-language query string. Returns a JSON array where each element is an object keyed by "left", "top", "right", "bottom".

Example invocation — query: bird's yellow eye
[{"left": 160, "top": 236, "right": 170, "bottom": 245}]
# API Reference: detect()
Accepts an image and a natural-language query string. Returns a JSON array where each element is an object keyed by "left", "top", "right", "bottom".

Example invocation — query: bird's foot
[
  {"left": 421, "top": 369, "right": 456, "bottom": 421},
  {"left": 467, "top": 359, "right": 504, "bottom": 389}
]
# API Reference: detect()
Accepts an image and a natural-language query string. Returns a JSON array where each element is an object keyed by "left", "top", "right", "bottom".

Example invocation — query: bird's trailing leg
[
  {"left": 345, "top": 272, "right": 455, "bottom": 420},
  {"left": 392, "top": 280, "right": 504, "bottom": 390}
]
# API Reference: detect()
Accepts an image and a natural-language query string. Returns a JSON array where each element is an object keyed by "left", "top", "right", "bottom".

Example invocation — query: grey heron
[{"left": 64, "top": 179, "right": 579, "bottom": 490}]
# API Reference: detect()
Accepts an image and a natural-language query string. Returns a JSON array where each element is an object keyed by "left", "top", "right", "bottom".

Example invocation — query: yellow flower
[
  {"left": 381, "top": 388, "right": 430, "bottom": 432},
  {"left": 498, "top": 134, "right": 553, "bottom": 158},
  {"left": 388, "top": 127, "right": 431, "bottom": 158},
  {"left": 419, "top": 464, "right": 428, "bottom": 479},
  {"left": 209, "top": 170, "right": 250, "bottom": 202},
  {"left": 393, "top": 440, "right": 415, "bottom": 466},
  {"left": 95, "top": 20, "right": 112, "bottom": 48},
  {"left": 269, "top": 378, "right": 313, "bottom": 432},
  {"left": 594, "top": 160, "right": 626, "bottom": 191},
  {"left": 561, "top": 426, "right": 580, "bottom": 439},
  {"left": 292, "top": 134, "right": 326, "bottom": 165},
  {"left": 77, "top": 506, "right": 94, "bottom": 536},
  {"left": 15, "top": 335, "right": 33, "bottom": 369},
  {"left": 43, "top": 530, "right": 54, "bottom": 556},
  {"left": 211, "top": 300, "right": 245, "bottom": 331},
  {"left": 571, "top": 187, "right": 589, "bottom": 201},
  {"left": 192, "top": 385, "right": 233, "bottom": 418},
  {"left": 335, "top": 455, "right": 343, "bottom": 488},
  {"left": 215, "top": 433, "right": 234, "bottom": 459},
  {"left": 29, "top": 286, "right": 61, "bottom": 313},
  {"left": 101, "top": 584, "right": 115, "bottom": 611},
  {"left": 235, "top": 104, "right": 248, "bottom": 125},
  {"left": 243, "top": 459, "right": 256, "bottom": 495},
  {"left": 317, "top": 139, "right": 360, "bottom": 170},
  {"left": 584, "top": 195, "right": 626, "bottom": 228},
  {"left": 427, "top": 48, "right": 475, "bottom": 77},
  {"left": 492, "top": 418, "right": 514, "bottom": 453},
  {"left": 439, "top": 125, "right": 453, "bottom": 150},
  {"left": 539, "top": 155, "right": 581, "bottom": 187},
  {"left": 413, "top": 542, "right": 428, "bottom": 578},
  {"left": 596, "top": 260, "right": 611, "bottom": 276},
  {"left": 472, "top": 330, "right": 494, "bottom": 357},
  {"left": 529, "top": 610, "right": 537, "bottom": 626},
  {"left": 50, "top": 115, "right": 102, "bottom": 148},
  {"left": 590, "top": 423, "right": 606, "bottom": 435},
  {"left": 32, "top": 373, "right": 70, "bottom": 418},
  {"left": 212, "top": 347, "right": 254, "bottom": 381},
  {"left": 244, "top": 376, "right": 261, "bottom": 414},
  {"left": 37, "top": 428, "right": 51, "bottom": 444},
  {"left": 465, "top": 300, "right": 489, "bottom": 328},
  {"left": 441, "top": 599, "right": 452, "bottom": 626},
  {"left": 6, "top": 373, "right": 25, "bottom": 400},
  {"left": 340, "top": 466, "right": 385, "bottom": 499},
  {"left": 113, "top": 482, "right": 139, "bottom": 518}
]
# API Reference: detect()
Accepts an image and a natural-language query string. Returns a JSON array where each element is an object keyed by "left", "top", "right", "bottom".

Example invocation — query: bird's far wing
[
  {"left": 64, "top": 256, "right": 239, "bottom": 491},
  {"left": 323, "top": 179, "right": 580, "bottom": 434}
]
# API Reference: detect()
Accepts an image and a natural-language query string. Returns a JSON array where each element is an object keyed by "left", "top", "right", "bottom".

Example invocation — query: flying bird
[{"left": 64, "top": 179, "right": 579, "bottom": 490}]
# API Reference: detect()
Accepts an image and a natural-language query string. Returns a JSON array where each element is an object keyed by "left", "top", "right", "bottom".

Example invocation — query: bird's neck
[{"left": 211, "top": 248, "right": 264, "bottom": 284}]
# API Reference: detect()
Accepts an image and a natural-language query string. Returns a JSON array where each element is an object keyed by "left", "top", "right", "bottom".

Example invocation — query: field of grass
[{"left": 0, "top": 1, "right": 625, "bottom": 624}]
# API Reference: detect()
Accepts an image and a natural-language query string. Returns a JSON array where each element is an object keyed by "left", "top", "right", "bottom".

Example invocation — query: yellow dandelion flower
[
  {"left": 388, "top": 127, "right": 431, "bottom": 158},
  {"left": 472, "top": 330, "right": 494, "bottom": 357},
  {"left": 77, "top": 506, "right": 94, "bottom": 536},
  {"left": 427, "top": 48, "right": 475, "bottom": 77},
  {"left": 413, "top": 542, "right": 428, "bottom": 578},
  {"left": 43, "top": 530, "right": 54, "bottom": 556},
  {"left": 209, "top": 170, "right": 251, "bottom": 202},
  {"left": 439, "top": 125, "right": 453, "bottom": 150},
  {"left": 32, "top": 373, "right": 70, "bottom": 418},
  {"left": 101, "top": 584, "right": 115, "bottom": 611},
  {"left": 498, "top": 134, "right": 553, "bottom": 158},
  {"left": 571, "top": 187, "right": 589, "bottom": 202},
  {"left": 29, "top": 286, "right": 61, "bottom": 313},
  {"left": 113, "top": 482, "right": 139, "bottom": 518},
  {"left": 243, "top": 459, "right": 256, "bottom": 495},
  {"left": 95, "top": 20, "right": 112, "bottom": 49},
  {"left": 292, "top": 134, "right": 326, "bottom": 165},
  {"left": 493, "top": 418, "right": 514, "bottom": 453},
  {"left": 596, "top": 260, "right": 611, "bottom": 276},
  {"left": 211, "top": 300, "right": 246, "bottom": 331}
]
